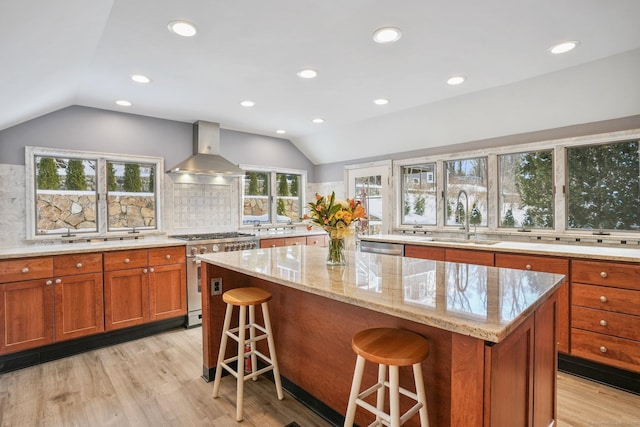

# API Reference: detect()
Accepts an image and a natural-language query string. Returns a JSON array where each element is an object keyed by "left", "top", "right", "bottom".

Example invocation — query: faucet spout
[{"left": 457, "top": 190, "right": 470, "bottom": 240}]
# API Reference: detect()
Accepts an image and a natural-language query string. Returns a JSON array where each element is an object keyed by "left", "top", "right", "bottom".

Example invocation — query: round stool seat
[
  {"left": 352, "top": 328, "right": 430, "bottom": 366},
  {"left": 223, "top": 287, "right": 272, "bottom": 306}
]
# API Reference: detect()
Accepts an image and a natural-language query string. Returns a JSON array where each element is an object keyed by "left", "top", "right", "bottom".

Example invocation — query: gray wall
[
  {"left": 0, "top": 106, "right": 315, "bottom": 180},
  {"left": 313, "top": 114, "right": 640, "bottom": 182}
]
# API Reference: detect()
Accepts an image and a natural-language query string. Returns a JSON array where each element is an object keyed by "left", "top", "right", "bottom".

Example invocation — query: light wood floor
[{"left": 1, "top": 328, "right": 638, "bottom": 426}]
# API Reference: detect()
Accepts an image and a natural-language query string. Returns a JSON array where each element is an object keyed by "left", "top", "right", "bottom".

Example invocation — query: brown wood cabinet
[
  {"left": 260, "top": 235, "right": 319, "bottom": 248},
  {"left": 570, "top": 259, "right": 640, "bottom": 373},
  {"left": 306, "top": 234, "right": 328, "bottom": 247},
  {"left": 405, "top": 244, "right": 445, "bottom": 260},
  {"left": 53, "top": 253, "right": 104, "bottom": 342},
  {"left": 445, "top": 248, "right": 495, "bottom": 266},
  {"left": 495, "top": 253, "right": 570, "bottom": 354},
  {"left": 104, "top": 247, "right": 187, "bottom": 331}
]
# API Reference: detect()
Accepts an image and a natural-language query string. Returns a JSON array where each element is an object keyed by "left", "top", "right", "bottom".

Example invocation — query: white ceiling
[{"left": 2, "top": 0, "right": 640, "bottom": 164}]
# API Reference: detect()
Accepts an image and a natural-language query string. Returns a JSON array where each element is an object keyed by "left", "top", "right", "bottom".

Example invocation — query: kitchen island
[{"left": 198, "top": 246, "right": 564, "bottom": 427}]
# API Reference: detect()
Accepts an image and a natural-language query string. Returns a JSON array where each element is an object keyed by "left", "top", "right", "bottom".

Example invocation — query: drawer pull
[
  {"left": 55, "top": 279, "right": 62, "bottom": 284},
  {"left": 599, "top": 296, "right": 608, "bottom": 303},
  {"left": 525, "top": 264, "right": 532, "bottom": 270},
  {"left": 143, "top": 268, "right": 148, "bottom": 274},
  {"left": 600, "top": 271, "right": 608, "bottom": 278},
  {"left": 22, "top": 267, "right": 29, "bottom": 273},
  {"left": 293, "top": 242, "right": 299, "bottom": 245},
  {"left": 599, "top": 346, "right": 607, "bottom": 353},
  {"left": 76, "top": 262, "right": 83, "bottom": 268},
  {"left": 272, "top": 245, "right": 277, "bottom": 248},
  {"left": 124, "top": 258, "right": 130, "bottom": 264},
  {"left": 599, "top": 320, "right": 608, "bottom": 327},
  {"left": 165, "top": 254, "right": 171, "bottom": 260},
  {"left": 150, "top": 267, "right": 155, "bottom": 273},
  {"left": 45, "top": 280, "right": 53, "bottom": 286}
]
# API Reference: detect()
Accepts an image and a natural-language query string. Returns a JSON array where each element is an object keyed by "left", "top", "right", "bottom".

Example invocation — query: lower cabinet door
[
  {"left": 149, "top": 263, "right": 187, "bottom": 321},
  {"left": 54, "top": 272, "right": 104, "bottom": 342},
  {"left": 0, "top": 279, "right": 54, "bottom": 354},
  {"left": 104, "top": 268, "right": 149, "bottom": 331}
]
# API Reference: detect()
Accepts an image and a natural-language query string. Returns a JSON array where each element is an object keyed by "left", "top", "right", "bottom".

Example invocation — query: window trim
[
  {"left": 238, "top": 165, "right": 307, "bottom": 228},
  {"left": 25, "top": 146, "right": 164, "bottom": 241}
]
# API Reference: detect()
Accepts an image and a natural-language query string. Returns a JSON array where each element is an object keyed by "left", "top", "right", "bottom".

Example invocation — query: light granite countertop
[
  {"left": 0, "top": 236, "right": 186, "bottom": 260},
  {"left": 360, "top": 234, "right": 640, "bottom": 263},
  {"left": 198, "top": 245, "right": 564, "bottom": 343}
]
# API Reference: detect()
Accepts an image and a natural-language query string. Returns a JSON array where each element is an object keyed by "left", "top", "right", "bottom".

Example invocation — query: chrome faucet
[{"left": 457, "top": 190, "right": 470, "bottom": 240}]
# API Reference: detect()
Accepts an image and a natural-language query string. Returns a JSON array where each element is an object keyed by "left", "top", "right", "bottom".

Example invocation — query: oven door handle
[{"left": 193, "top": 257, "right": 202, "bottom": 293}]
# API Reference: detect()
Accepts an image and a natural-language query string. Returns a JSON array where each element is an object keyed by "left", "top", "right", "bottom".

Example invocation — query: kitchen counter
[
  {"left": 198, "top": 246, "right": 562, "bottom": 426},
  {"left": 359, "top": 234, "right": 640, "bottom": 262},
  {"left": 0, "top": 235, "right": 185, "bottom": 260},
  {"left": 197, "top": 246, "right": 563, "bottom": 342}
]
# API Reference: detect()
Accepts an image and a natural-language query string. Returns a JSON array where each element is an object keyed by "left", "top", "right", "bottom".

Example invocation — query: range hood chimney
[{"left": 168, "top": 121, "right": 245, "bottom": 177}]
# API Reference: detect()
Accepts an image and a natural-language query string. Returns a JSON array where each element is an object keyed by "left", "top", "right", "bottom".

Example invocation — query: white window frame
[{"left": 25, "top": 146, "right": 164, "bottom": 241}]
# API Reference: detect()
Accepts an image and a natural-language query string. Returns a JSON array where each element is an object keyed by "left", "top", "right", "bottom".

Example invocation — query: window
[
  {"left": 401, "top": 163, "right": 436, "bottom": 226},
  {"left": 241, "top": 168, "right": 305, "bottom": 226},
  {"left": 26, "top": 147, "right": 163, "bottom": 239},
  {"left": 445, "top": 157, "right": 487, "bottom": 227},
  {"left": 566, "top": 140, "right": 639, "bottom": 231},
  {"left": 498, "top": 150, "right": 553, "bottom": 229}
]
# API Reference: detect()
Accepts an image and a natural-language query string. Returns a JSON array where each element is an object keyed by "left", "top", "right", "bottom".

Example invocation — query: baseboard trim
[
  {"left": 0, "top": 317, "right": 186, "bottom": 374},
  {"left": 558, "top": 353, "right": 640, "bottom": 395}
]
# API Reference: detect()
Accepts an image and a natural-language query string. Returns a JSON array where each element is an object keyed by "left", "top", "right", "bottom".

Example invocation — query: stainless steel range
[{"left": 171, "top": 232, "right": 259, "bottom": 327}]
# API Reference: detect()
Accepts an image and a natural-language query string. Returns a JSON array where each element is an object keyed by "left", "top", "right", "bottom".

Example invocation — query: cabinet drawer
[
  {"left": 405, "top": 245, "right": 445, "bottom": 261},
  {"left": 306, "top": 235, "right": 327, "bottom": 247},
  {"left": 571, "top": 328, "right": 640, "bottom": 374},
  {"left": 0, "top": 257, "right": 53, "bottom": 283},
  {"left": 103, "top": 249, "right": 148, "bottom": 271},
  {"left": 260, "top": 238, "right": 284, "bottom": 248},
  {"left": 285, "top": 236, "right": 307, "bottom": 246},
  {"left": 495, "top": 253, "right": 568, "bottom": 276},
  {"left": 54, "top": 253, "right": 103, "bottom": 276},
  {"left": 572, "top": 260, "right": 640, "bottom": 290},
  {"left": 148, "top": 246, "right": 186, "bottom": 266},
  {"left": 572, "top": 283, "right": 640, "bottom": 316},
  {"left": 445, "top": 248, "right": 494, "bottom": 266},
  {"left": 572, "top": 306, "right": 640, "bottom": 341}
]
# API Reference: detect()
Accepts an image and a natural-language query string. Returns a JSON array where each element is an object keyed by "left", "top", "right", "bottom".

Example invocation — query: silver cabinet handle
[
  {"left": 143, "top": 268, "right": 148, "bottom": 274},
  {"left": 165, "top": 254, "right": 171, "bottom": 260},
  {"left": 22, "top": 267, "right": 29, "bottom": 273},
  {"left": 293, "top": 242, "right": 299, "bottom": 245},
  {"left": 45, "top": 280, "right": 53, "bottom": 286},
  {"left": 600, "top": 296, "right": 608, "bottom": 303},
  {"left": 525, "top": 264, "right": 532, "bottom": 270},
  {"left": 272, "top": 245, "right": 276, "bottom": 248},
  {"left": 76, "top": 262, "right": 82, "bottom": 268},
  {"left": 124, "top": 258, "right": 130, "bottom": 264},
  {"left": 600, "top": 320, "right": 608, "bottom": 327},
  {"left": 600, "top": 271, "right": 608, "bottom": 278},
  {"left": 149, "top": 267, "right": 155, "bottom": 273},
  {"left": 55, "top": 279, "right": 62, "bottom": 284},
  {"left": 599, "top": 346, "right": 607, "bottom": 353}
]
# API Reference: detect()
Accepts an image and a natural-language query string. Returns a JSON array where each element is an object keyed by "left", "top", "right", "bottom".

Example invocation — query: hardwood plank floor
[{"left": 1, "top": 327, "right": 639, "bottom": 426}]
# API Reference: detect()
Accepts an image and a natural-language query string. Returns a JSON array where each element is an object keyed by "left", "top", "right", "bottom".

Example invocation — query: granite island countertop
[
  {"left": 198, "top": 245, "right": 564, "bottom": 343},
  {"left": 359, "top": 234, "right": 640, "bottom": 262}
]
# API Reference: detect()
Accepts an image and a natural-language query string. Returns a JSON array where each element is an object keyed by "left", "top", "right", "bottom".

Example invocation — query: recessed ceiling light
[
  {"left": 549, "top": 40, "right": 579, "bottom": 55},
  {"left": 312, "top": 118, "right": 324, "bottom": 124},
  {"left": 168, "top": 20, "right": 197, "bottom": 37},
  {"left": 373, "top": 98, "right": 389, "bottom": 105},
  {"left": 372, "top": 27, "right": 402, "bottom": 44},
  {"left": 276, "top": 129, "right": 287, "bottom": 135},
  {"left": 447, "top": 75, "right": 467, "bottom": 86},
  {"left": 240, "top": 100, "right": 255, "bottom": 107},
  {"left": 131, "top": 74, "right": 151, "bottom": 84},
  {"left": 115, "top": 100, "right": 132, "bottom": 107},
  {"left": 297, "top": 68, "right": 318, "bottom": 79}
]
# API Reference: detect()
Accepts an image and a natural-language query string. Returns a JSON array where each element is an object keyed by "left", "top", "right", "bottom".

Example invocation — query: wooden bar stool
[
  {"left": 344, "top": 328, "right": 430, "bottom": 427},
  {"left": 212, "top": 287, "right": 284, "bottom": 421}
]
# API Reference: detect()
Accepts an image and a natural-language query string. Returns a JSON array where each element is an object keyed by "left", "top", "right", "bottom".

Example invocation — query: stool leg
[
  {"left": 262, "top": 302, "right": 284, "bottom": 400},
  {"left": 248, "top": 304, "right": 257, "bottom": 381},
  {"left": 412, "top": 362, "right": 430, "bottom": 427},
  {"left": 236, "top": 305, "right": 247, "bottom": 421},
  {"left": 212, "top": 303, "right": 233, "bottom": 398},
  {"left": 389, "top": 365, "right": 400, "bottom": 427},
  {"left": 344, "top": 355, "right": 365, "bottom": 427},
  {"left": 375, "top": 363, "right": 387, "bottom": 426}
]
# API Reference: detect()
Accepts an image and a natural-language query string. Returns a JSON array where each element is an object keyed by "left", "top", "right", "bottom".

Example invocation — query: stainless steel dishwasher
[{"left": 359, "top": 240, "right": 405, "bottom": 256}]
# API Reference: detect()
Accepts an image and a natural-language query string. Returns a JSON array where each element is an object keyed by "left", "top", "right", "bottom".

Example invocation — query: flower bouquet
[{"left": 304, "top": 192, "right": 366, "bottom": 265}]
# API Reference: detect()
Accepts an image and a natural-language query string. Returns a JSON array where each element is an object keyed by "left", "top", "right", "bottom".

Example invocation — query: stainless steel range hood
[{"left": 168, "top": 121, "right": 245, "bottom": 177}]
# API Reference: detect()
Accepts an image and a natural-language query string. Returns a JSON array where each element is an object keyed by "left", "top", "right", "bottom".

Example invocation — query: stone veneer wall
[
  {"left": 37, "top": 193, "right": 97, "bottom": 232},
  {"left": 107, "top": 195, "right": 155, "bottom": 228},
  {"left": 243, "top": 196, "right": 300, "bottom": 221}
]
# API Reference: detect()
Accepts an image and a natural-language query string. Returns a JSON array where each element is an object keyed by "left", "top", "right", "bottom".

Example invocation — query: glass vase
[{"left": 326, "top": 237, "right": 346, "bottom": 266}]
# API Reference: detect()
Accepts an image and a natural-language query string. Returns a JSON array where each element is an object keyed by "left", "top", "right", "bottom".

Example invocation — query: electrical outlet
[{"left": 211, "top": 278, "right": 222, "bottom": 295}]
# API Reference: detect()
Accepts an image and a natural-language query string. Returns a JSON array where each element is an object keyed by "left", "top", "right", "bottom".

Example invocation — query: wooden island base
[{"left": 201, "top": 263, "right": 558, "bottom": 427}]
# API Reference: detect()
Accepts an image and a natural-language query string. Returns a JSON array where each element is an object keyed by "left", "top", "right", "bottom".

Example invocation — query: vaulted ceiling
[{"left": 2, "top": 0, "right": 640, "bottom": 164}]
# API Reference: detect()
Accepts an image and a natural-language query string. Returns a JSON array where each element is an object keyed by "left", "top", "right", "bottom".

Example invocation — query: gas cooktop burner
[{"left": 171, "top": 232, "right": 255, "bottom": 241}]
